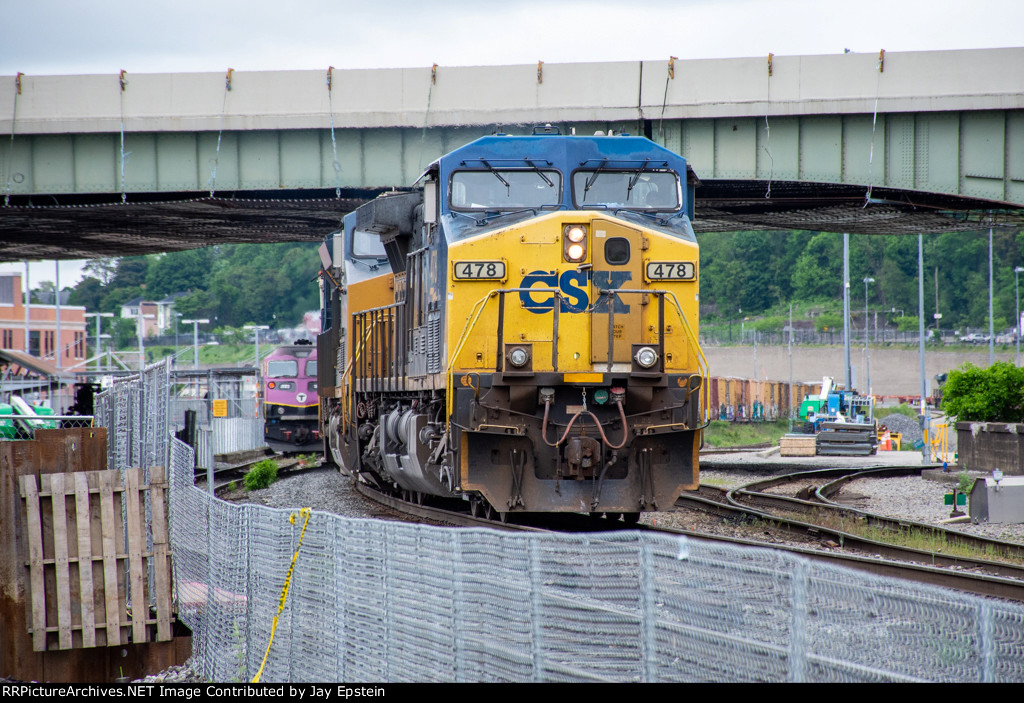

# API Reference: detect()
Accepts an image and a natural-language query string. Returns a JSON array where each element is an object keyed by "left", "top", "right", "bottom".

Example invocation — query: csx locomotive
[{"left": 317, "top": 128, "right": 707, "bottom": 520}]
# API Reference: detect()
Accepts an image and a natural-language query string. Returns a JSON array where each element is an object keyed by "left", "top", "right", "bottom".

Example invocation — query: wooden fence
[
  {"left": 19, "top": 466, "right": 173, "bottom": 652},
  {"left": 0, "top": 428, "right": 189, "bottom": 683}
]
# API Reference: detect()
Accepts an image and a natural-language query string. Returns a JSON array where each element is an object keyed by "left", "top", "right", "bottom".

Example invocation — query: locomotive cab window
[
  {"left": 572, "top": 169, "right": 680, "bottom": 211},
  {"left": 305, "top": 360, "right": 317, "bottom": 377},
  {"left": 450, "top": 169, "right": 562, "bottom": 211},
  {"left": 351, "top": 228, "right": 387, "bottom": 260},
  {"left": 267, "top": 360, "right": 298, "bottom": 378}
]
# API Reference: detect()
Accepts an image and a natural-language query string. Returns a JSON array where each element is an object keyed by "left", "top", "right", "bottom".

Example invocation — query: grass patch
[
  {"left": 704, "top": 419, "right": 791, "bottom": 448},
  {"left": 244, "top": 459, "right": 279, "bottom": 491}
]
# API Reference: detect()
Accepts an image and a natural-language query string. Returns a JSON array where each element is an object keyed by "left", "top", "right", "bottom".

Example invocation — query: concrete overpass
[{"left": 2, "top": 48, "right": 1023, "bottom": 260}]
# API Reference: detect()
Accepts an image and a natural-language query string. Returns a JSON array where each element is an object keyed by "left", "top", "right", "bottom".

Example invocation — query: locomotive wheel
[
  {"left": 622, "top": 513, "right": 641, "bottom": 525},
  {"left": 483, "top": 503, "right": 495, "bottom": 521},
  {"left": 470, "top": 498, "right": 482, "bottom": 518}
]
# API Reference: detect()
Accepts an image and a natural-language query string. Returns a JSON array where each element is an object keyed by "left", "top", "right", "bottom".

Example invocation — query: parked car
[{"left": 959, "top": 333, "right": 990, "bottom": 344}]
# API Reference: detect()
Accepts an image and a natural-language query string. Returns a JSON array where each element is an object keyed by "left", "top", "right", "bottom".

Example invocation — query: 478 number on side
[
  {"left": 453, "top": 261, "right": 506, "bottom": 280},
  {"left": 645, "top": 261, "right": 696, "bottom": 280}
]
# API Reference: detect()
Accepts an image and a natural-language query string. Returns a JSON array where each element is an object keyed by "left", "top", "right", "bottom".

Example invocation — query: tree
[
  {"left": 941, "top": 362, "right": 1024, "bottom": 422},
  {"left": 68, "top": 277, "right": 105, "bottom": 309},
  {"left": 790, "top": 233, "right": 842, "bottom": 301},
  {"left": 145, "top": 249, "right": 213, "bottom": 297},
  {"left": 83, "top": 258, "right": 118, "bottom": 285},
  {"left": 109, "top": 256, "right": 150, "bottom": 290}
]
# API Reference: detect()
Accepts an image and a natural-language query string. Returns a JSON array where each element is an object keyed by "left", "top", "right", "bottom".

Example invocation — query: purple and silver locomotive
[{"left": 263, "top": 340, "right": 320, "bottom": 452}]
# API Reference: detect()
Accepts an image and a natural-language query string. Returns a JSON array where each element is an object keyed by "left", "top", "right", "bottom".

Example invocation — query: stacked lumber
[{"left": 779, "top": 434, "right": 818, "bottom": 457}]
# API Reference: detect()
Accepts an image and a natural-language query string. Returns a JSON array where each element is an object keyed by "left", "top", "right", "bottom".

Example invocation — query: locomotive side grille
[
  {"left": 336, "top": 342, "right": 345, "bottom": 386},
  {"left": 427, "top": 311, "right": 442, "bottom": 374}
]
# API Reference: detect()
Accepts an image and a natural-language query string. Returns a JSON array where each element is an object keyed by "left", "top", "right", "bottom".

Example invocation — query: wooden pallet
[
  {"left": 19, "top": 466, "right": 173, "bottom": 652},
  {"left": 779, "top": 434, "right": 817, "bottom": 457}
]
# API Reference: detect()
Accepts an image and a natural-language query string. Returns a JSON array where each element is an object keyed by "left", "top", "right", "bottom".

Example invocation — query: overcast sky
[{"left": 3, "top": 0, "right": 1022, "bottom": 285}]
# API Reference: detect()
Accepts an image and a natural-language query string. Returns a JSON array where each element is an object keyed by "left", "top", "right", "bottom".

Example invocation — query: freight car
[
  {"left": 263, "top": 340, "right": 320, "bottom": 452},
  {"left": 317, "top": 127, "right": 707, "bottom": 520}
]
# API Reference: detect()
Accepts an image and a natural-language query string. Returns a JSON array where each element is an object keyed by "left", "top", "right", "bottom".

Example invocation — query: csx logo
[{"left": 519, "top": 270, "right": 632, "bottom": 314}]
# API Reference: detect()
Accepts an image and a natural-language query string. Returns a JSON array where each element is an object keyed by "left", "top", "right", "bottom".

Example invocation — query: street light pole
[
  {"left": 989, "top": 226, "right": 995, "bottom": 366},
  {"left": 84, "top": 312, "right": 114, "bottom": 371},
  {"left": 863, "top": 277, "right": 874, "bottom": 395},
  {"left": 843, "top": 234, "right": 851, "bottom": 391},
  {"left": 1015, "top": 266, "right": 1024, "bottom": 366},
  {"left": 243, "top": 325, "right": 270, "bottom": 372},
  {"left": 137, "top": 309, "right": 155, "bottom": 371},
  {"left": 182, "top": 319, "right": 210, "bottom": 370}
]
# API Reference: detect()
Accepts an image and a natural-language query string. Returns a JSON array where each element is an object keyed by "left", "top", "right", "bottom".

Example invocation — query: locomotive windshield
[
  {"left": 267, "top": 360, "right": 298, "bottom": 378},
  {"left": 450, "top": 169, "right": 561, "bottom": 211},
  {"left": 305, "top": 360, "right": 316, "bottom": 377},
  {"left": 572, "top": 168, "right": 680, "bottom": 211}
]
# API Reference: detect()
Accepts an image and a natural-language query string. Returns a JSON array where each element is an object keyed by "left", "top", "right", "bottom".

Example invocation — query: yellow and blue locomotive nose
[
  {"left": 446, "top": 210, "right": 700, "bottom": 377},
  {"left": 444, "top": 209, "right": 704, "bottom": 513}
]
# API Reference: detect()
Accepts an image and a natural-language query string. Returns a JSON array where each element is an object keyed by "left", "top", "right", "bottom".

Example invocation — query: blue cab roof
[{"left": 434, "top": 133, "right": 693, "bottom": 214}]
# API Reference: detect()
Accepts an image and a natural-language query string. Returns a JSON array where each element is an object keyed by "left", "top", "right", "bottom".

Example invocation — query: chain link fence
[
  {"left": 164, "top": 442, "right": 1024, "bottom": 682},
  {"left": 168, "top": 369, "right": 264, "bottom": 471},
  {"left": 95, "top": 359, "right": 1024, "bottom": 682}
]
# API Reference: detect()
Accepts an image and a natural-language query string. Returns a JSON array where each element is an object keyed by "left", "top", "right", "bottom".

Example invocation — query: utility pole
[
  {"left": 863, "top": 277, "right": 874, "bottom": 396},
  {"left": 843, "top": 234, "right": 851, "bottom": 391},
  {"left": 788, "top": 304, "right": 793, "bottom": 431},
  {"left": 989, "top": 227, "right": 995, "bottom": 366},
  {"left": 1015, "top": 266, "right": 1024, "bottom": 366},
  {"left": 182, "top": 319, "right": 210, "bottom": 370},
  {"left": 919, "top": 234, "right": 928, "bottom": 461}
]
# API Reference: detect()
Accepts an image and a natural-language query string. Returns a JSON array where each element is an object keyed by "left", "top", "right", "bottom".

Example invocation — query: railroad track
[
  {"left": 202, "top": 454, "right": 306, "bottom": 493},
  {"left": 672, "top": 467, "right": 1024, "bottom": 602},
  {"left": 214, "top": 460, "right": 1024, "bottom": 603}
]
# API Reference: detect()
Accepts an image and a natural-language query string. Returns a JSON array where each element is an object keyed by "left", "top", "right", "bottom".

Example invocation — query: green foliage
[
  {"left": 941, "top": 362, "right": 1024, "bottom": 422},
  {"left": 244, "top": 459, "right": 279, "bottom": 491},
  {"left": 145, "top": 249, "right": 213, "bottom": 297},
  {"left": 814, "top": 312, "right": 843, "bottom": 333},
  {"left": 790, "top": 232, "right": 842, "bottom": 300},
  {"left": 957, "top": 470, "right": 974, "bottom": 495},
  {"left": 876, "top": 404, "right": 919, "bottom": 420},
  {"left": 753, "top": 316, "right": 785, "bottom": 333},
  {"left": 703, "top": 419, "right": 790, "bottom": 447},
  {"left": 696, "top": 227, "right": 1023, "bottom": 332},
  {"left": 895, "top": 315, "right": 919, "bottom": 332},
  {"left": 111, "top": 317, "right": 138, "bottom": 349}
]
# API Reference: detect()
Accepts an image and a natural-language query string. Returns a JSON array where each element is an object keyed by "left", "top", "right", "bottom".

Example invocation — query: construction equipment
[{"left": 797, "top": 377, "right": 877, "bottom": 455}]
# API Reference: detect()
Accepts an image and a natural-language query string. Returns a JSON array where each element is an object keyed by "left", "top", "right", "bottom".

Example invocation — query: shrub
[
  {"left": 244, "top": 459, "right": 279, "bottom": 491},
  {"left": 940, "top": 362, "right": 1024, "bottom": 422}
]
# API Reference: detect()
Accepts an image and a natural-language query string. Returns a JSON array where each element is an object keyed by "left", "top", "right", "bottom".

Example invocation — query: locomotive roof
[
  {"left": 434, "top": 133, "right": 694, "bottom": 179},
  {"left": 266, "top": 343, "right": 317, "bottom": 357}
]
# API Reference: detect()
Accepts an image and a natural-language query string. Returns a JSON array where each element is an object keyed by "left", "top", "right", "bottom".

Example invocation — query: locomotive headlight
[
  {"left": 563, "top": 224, "right": 588, "bottom": 262},
  {"left": 634, "top": 346, "right": 659, "bottom": 369},
  {"left": 508, "top": 347, "right": 529, "bottom": 367}
]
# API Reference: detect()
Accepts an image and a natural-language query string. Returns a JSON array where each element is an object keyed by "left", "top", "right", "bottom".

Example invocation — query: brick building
[{"left": 0, "top": 274, "right": 87, "bottom": 370}]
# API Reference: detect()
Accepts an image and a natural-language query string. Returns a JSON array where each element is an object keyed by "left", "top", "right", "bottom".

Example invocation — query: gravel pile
[{"left": 875, "top": 412, "right": 924, "bottom": 446}]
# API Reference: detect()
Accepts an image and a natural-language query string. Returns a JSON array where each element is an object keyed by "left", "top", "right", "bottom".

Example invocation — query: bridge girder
[{"left": 1, "top": 51, "right": 1023, "bottom": 260}]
